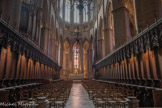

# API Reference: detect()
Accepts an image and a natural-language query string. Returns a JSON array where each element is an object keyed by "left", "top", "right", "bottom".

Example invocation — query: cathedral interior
[{"left": 0, "top": 0, "right": 162, "bottom": 107}]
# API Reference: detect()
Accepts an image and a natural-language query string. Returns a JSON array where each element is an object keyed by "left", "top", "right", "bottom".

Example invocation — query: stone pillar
[
  {"left": 0, "top": 0, "right": 22, "bottom": 31},
  {"left": 80, "top": 43, "right": 84, "bottom": 74},
  {"left": 70, "top": 43, "right": 73, "bottom": 75},
  {"left": 112, "top": 0, "right": 131, "bottom": 49},
  {"left": 104, "top": 28, "right": 113, "bottom": 55},
  {"left": 135, "top": 0, "right": 162, "bottom": 32},
  {"left": 89, "top": 44, "right": 93, "bottom": 79},
  {"left": 43, "top": 27, "right": 49, "bottom": 54}
]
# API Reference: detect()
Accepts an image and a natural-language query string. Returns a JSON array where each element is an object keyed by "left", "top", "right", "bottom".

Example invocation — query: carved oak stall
[
  {"left": 0, "top": 17, "right": 60, "bottom": 103},
  {"left": 95, "top": 18, "right": 162, "bottom": 107}
]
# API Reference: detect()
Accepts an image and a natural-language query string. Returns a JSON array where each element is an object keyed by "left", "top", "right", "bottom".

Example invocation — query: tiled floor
[{"left": 65, "top": 83, "right": 95, "bottom": 108}]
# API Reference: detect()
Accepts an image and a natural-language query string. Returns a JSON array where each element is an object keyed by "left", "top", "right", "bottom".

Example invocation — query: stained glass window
[
  {"left": 74, "top": 1, "right": 80, "bottom": 23},
  {"left": 73, "top": 44, "right": 79, "bottom": 68},
  {"left": 83, "top": 1, "right": 88, "bottom": 22},
  {"left": 59, "top": 0, "right": 63, "bottom": 18},
  {"left": 90, "top": 0, "right": 94, "bottom": 20},
  {"left": 65, "top": 0, "right": 71, "bottom": 22}
]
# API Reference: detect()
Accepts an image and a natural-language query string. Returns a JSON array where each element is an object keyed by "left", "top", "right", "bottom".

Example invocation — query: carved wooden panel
[
  {"left": 0, "top": 90, "right": 9, "bottom": 102},
  {"left": 153, "top": 90, "right": 162, "bottom": 107}
]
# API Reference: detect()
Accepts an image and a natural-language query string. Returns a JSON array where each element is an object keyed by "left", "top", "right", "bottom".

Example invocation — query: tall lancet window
[
  {"left": 65, "top": 0, "right": 71, "bottom": 22},
  {"left": 83, "top": 1, "right": 88, "bottom": 22},
  {"left": 74, "top": 1, "right": 80, "bottom": 23},
  {"left": 90, "top": 0, "right": 94, "bottom": 20},
  {"left": 59, "top": 0, "right": 63, "bottom": 18},
  {"left": 73, "top": 43, "right": 79, "bottom": 69}
]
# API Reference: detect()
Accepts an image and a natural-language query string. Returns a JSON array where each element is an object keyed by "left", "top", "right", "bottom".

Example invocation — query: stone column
[
  {"left": 0, "top": 0, "right": 22, "bottom": 31},
  {"left": 43, "top": 27, "right": 50, "bottom": 54},
  {"left": 89, "top": 44, "right": 93, "bottom": 79},
  {"left": 104, "top": 28, "right": 113, "bottom": 55},
  {"left": 112, "top": 0, "right": 131, "bottom": 49},
  {"left": 80, "top": 43, "right": 84, "bottom": 74}
]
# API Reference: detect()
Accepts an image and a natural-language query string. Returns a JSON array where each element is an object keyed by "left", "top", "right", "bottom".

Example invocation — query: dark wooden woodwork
[
  {"left": 153, "top": 90, "right": 162, "bottom": 107},
  {"left": 0, "top": 90, "right": 9, "bottom": 103}
]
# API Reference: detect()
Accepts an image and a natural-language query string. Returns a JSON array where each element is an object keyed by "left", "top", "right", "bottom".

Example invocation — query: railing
[
  {"left": 96, "top": 17, "right": 162, "bottom": 69},
  {"left": 94, "top": 17, "right": 162, "bottom": 108},
  {"left": 0, "top": 17, "right": 59, "bottom": 70}
]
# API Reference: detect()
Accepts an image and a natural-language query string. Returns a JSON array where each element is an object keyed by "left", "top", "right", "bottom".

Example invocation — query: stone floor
[{"left": 65, "top": 83, "right": 95, "bottom": 108}]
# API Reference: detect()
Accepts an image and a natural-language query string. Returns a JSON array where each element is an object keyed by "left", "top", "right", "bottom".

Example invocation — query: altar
[{"left": 69, "top": 69, "right": 84, "bottom": 80}]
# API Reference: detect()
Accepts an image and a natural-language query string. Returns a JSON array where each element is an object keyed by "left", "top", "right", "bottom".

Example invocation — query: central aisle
[{"left": 65, "top": 83, "right": 95, "bottom": 108}]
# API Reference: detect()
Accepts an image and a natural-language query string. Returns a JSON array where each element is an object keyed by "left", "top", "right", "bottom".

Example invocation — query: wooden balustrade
[
  {"left": 0, "top": 18, "right": 60, "bottom": 87},
  {"left": 95, "top": 17, "right": 162, "bottom": 107}
]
